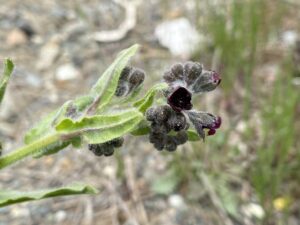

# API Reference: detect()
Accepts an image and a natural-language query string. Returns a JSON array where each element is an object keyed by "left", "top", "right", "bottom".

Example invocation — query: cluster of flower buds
[
  {"left": 146, "top": 105, "right": 189, "bottom": 151},
  {"left": 88, "top": 137, "right": 124, "bottom": 157},
  {"left": 115, "top": 66, "right": 145, "bottom": 97},
  {"left": 145, "top": 61, "right": 222, "bottom": 150}
]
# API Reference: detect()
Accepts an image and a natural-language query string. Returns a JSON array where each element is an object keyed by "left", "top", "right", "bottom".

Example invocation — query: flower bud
[
  {"left": 115, "top": 84, "right": 129, "bottom": 97},
  {"left": 88, "top": 144, "right": 104, "bottom": 156},
  {"left": 183, "top": 61, "right": 203, "bottom": 86},
  {"left": 120, "top": 66, "right": 132, "bottom": 81},
  {"left": 163, "top": 63, "right": 184, "bottom": 83},
  {"left": 187, "top": 110, "right": 221, "bottom": 139},
  {"left": 128, "top": 69, "right": 145, "bottom": 86},
  {"left": 192, "top": 70, "right": 221, "bottom": 93},
  {"left": 174, "top": 131, "right": 188, "bottom": 145},
  {"left": 146, "top": 105, "right": 172, "bottom": 123},
  {"left": 115, "top": 66, "right": 145, "bottom": 97},
  {"left": 149, "top": 131, "right": 165, "bottom": 143},
  {"left": 167, "top": 112, "right": 187, "bottom": 131},
  {"left": 103, "top": 145, "right": 115, "bottom": 156},
  {"left": 165, "top": 136, "right": 177, "bottom": 152},
  {"left": 109, "top": 137, "right": 124, "bottom": 148},
  {"left": 151, "top": 122, "right": 171, "bottom": 134},
  {"left": 154, "top": 141, "right": 165, "bottom": 151}
]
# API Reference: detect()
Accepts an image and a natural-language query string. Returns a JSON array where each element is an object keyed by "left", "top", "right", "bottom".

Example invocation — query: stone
[
  {"left": 55, "top": 63, "right": 80, "bottom": 81},
  {"left": 6, "top": 28, "right": 28, "bottom": 46},
  {"left": 155, "top": 18, "right": 202, "bottom": 58},
  {"left": 37, "top": 38, "right": 61, "bottom": 70}
]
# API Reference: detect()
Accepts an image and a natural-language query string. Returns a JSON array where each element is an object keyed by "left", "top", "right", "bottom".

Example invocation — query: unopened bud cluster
[
  {"left": 115, "top": 66, "right": 145, "bottom": 97},
  {"left": 88, "top": 137, "right": 124, "bottom": 157},
  {"left": 146, "top": 61, "right": 222, "bottom": 150},
  {"left": 146, "top": 105, "right": 188, "bottom": 151}
]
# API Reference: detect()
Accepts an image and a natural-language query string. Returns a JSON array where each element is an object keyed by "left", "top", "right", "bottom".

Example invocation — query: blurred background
[{"left": 0, "top": 0, "right": 300, "bottom": 224}]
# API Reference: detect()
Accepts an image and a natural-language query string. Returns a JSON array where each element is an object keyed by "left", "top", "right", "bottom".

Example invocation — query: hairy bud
[
  {"left": 115, "top": 66, "right": 145, "bottom": 97},
  {"left": 88, "top": 137, "right": 124, "bottom": 157}
]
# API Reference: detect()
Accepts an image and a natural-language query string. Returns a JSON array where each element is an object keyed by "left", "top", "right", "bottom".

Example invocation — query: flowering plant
[{"left": 0, "top": 44, "right": 221, "bottom": 207}]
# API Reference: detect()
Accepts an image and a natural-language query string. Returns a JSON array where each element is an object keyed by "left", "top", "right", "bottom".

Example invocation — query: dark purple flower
[{"left": 167, "top": 86, "right": 193, "bottom": 112}]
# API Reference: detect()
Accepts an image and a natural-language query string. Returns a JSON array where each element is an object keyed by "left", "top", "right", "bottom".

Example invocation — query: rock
[
  {"left": 55, "top": 63, "right": 80, "bottom": 81},
  {"left": 282, "top": 30, "right": 298, "bottom": 47},
  {"left": 37, "top": 38, "right": 61, "bottom": 70},
  {"left": 6, "top": 28, "right": 28, "bottom": 47},
  {"left": 241, "top": 203, "right": 265, "bottom": 219},
  {"left": 55, "top": 210, "right": 67, "bottom": 222},
  {"left": 155, "top": 18, "right": 202, "bottom": 58},
  {"left": 168, "top": 194, "right": 187, "bottom": 210}
]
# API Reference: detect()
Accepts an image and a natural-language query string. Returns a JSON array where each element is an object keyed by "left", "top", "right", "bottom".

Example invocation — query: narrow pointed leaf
[
  {"left": 89, "top": 44, "right": 139, "bottom": 112},
  {"left": 24, "top": 110, "right": 58, "bottom": 144},
  {"left": 0, "top": 183, "right": 98, "bottom": 207},
  {"left": 0, "top": 59, "right": 14, "bottom": 104},
  {"left": 24, "top": 96, "right": 94, "bottom": 145},
  {"left": 24, "top": 101, "right": 72, "bottom": 144},
  {"left": 133, "top": 82, "right": 168, "bottom": 113},
  {"left": 56, "top": 109, "right": 142, "bottom": 133},
  {"left": 83, "top": 113, "right": 143, "bottom": 144}
]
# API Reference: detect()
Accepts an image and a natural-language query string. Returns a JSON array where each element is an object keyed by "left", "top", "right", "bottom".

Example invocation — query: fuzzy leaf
[
  {"left": 24, "top": 96, "right": 94, "bottom": 145},
  {"left": 72, "top": 95, "right": 94, "bottom": 113},
  {"left": 24, "top": 101, "right": 72, "bottom": 144},
  {"left": 56, "top": 109, "right": 142, "bottom": 133},
  {"left": 83, "top": 112, "right": 143, "bottom": 144},
  {"left": 24, "top": 110, "right": 58, "bottom": 144},
  {"left": 0, "top": 59, "right": 14, "bottom": 104},
  {"left": 0, "top": 183, "right": 98, "bottom": 207},
  {"left": 133, "top": 82, "right": 168, "bottom": 113},
  {"left": 89, "top": 44, "right": 139, "bottom": 112}
]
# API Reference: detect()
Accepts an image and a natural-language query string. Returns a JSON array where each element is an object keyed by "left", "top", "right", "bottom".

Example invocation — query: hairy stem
[{"left": 0, "top": 133, "right": 60, "bottom": 170}]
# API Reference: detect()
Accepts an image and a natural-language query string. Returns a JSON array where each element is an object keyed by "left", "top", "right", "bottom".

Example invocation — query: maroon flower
[{"left": 167, "top": 86, "right": 193, "bottom": 112}]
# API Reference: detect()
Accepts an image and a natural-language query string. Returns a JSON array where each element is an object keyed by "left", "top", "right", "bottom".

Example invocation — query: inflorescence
[
  {"left": 88, "top": 62, "right": 222, "bottom": 156},
  {"left": 147, "top": 61, "right": 222, "bottom": 151}
]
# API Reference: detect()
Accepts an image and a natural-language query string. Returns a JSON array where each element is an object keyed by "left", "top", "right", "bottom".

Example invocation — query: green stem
[{"left": 0, "top": 133, "right": 60, "bottom": 170}]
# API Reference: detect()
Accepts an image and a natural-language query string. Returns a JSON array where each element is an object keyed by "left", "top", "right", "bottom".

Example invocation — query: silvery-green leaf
[
  {"left": 24, "top": 101, "right": 72, "bottom": 144},
  {"left": 89, "top": 44, "right": 139, "bottom": 113},
  {"left": 56, "top": 109, "right": 142, "bottom": 133},
  {"left": 133, "top": 82, "right": 168, "bottom": 113},
  {"left": 0, "top": 59, "right": 14, "bottom": 104},
  {"left": 24, "top": 110, "right": 58, "bottom": 144},
  {"left": 83, "top": 113, "right": 143, "bottom": 144},
  {"left": 0, "top": 183, "right": 98, "bottom": 208},
  {"left": 72, "top": 95, "right": 94, "bottom": 112},
  {"left": 24, "top": 96, "right": 94, "bottom": 145}
]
